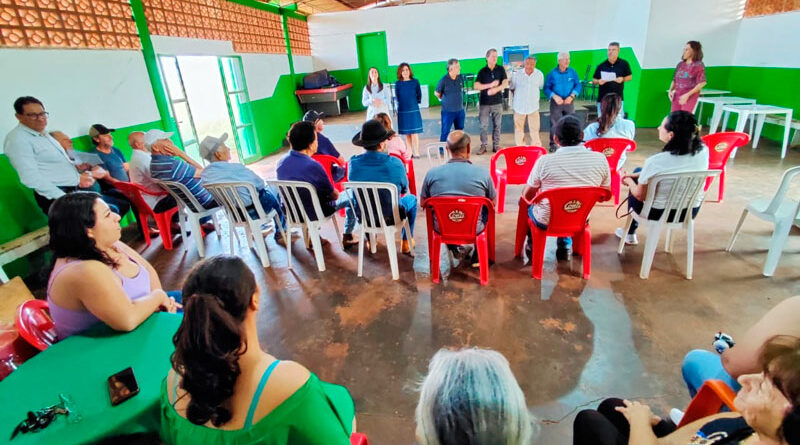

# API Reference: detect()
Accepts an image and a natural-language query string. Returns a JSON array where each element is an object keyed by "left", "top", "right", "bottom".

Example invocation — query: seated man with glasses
[{"left": 3, "top": 96, "right": 123, "bottom": 216}]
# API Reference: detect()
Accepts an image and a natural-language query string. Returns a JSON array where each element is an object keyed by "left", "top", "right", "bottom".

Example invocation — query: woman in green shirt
[{"left": 160, "top": 256, "right": 356, "bottom": 445}]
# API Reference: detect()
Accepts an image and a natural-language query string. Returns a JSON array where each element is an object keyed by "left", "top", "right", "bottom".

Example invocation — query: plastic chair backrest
[
  {"left": 350, "top": 433, "right": 370, "bottom": 445},
  {"left": 640, "top": 170, "right": 721, "bottom": 222},
  {"left": 312, "top": 154, "right": 347, "bottom": 186},
  {"left": 701, "top": 132, "right": 750, "bottom": 169},
  {"left": 113, "top": 181, "right": 163, "bottom": 215},
  {"left": 343, "top": 182, "right": 402, "bottom": 230},
  {"left": 425, "top": 143, "right": 449, "bottom": 165},
  {"left": 678, "top": 379, "right": 737, "bottom": 427},
  {"left": 490, "top": 146, "right": 547, "bottom": 185},
  {"left": 530, "top": 187, "right": 611, "bottom": 233},
  {"left": 763, "top": 165, "right": 800, "bottom": 216},
  {"left": 15, "top": 299, "right": 57, "bottom": 351},
  {"left": 389, "top": 152, "right": 407, "bottom": 166},
  {"left": 156, "top": 179, "right": 209, "bottom": 214},
  {"left": 267, "top": 180, "right": 327, "bottom": 225},
  {"left": 585, "top": 138, "right": 637, "bottom": 171},
  {"left": 204, "top": 181, "right": 269, "bottom": 225},
  {"left": 423, "top": 196, "right": 494, "bottom": 239}
]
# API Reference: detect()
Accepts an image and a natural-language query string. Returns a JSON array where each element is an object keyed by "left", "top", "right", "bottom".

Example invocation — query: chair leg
[
  {"left": 477, "top": 233, "right": 489, "bottom": 285},
  {"left": 640, "top": 224, "right": 663, "bottom": 279},
  {"left": 531, "top": 230, "right": 547, "bottom": 280},
  {"left": 514, "top": 205, "right": 528, "bottom": 257},
  {"left": 618, "top": 215, "right": 633, "bottom": 254},
  {"left": 189, "top": 216, "right": 206, "bottom": 258},
  {"left": 287, "top": 225, "right": 294, "bottom": 270},
  {"left": 357, "top": 228, "right": 365, "bottom": 278},
  {"left": 763, "top": 221, "right": 791, "bottom": 277},
  {"left": 308, "top": 223, "right": 326, "bottom": 272},
  {"left": 154, "top": 212, "right": 174, "bottom": 249},
  {"left": 430, "top": 236, "right": 442, "bottom": 283},
  {"left": 251, "top": 224, "right": 271, "bottom": 268},
  {"left": 611, "top": 171, "right": 620, "bottom": 205},
  {"left": 303, "top": 225, "right": 311, "bottom": 249},
  {"left": 582, "top": 227, "right": 592, "bottom": 280},
  {"left": 385, "top": 228, "right": 400, "bottom": 281},
  {"left": 331, "top": 217, "right": 343, "bottom": 249},
  {"left": 178, "top": 212, "right": 189, "bottom": 251},
  {"left": 665, "top": 228, "right": 673, "bottom": 253},
  {"left": 229, "top": 224, "right": 237, "bottom": 255},
  {"left": 727, "top": 209, "right": 749, "bottom": 251},
  {"left": 212, "top": 212, "right": 222, "bottom": 239},
  {"left": 686, "top": 222, "right": 694, "bottom": 279},
  {"left": 141, "top": 213, "right": 152, "bottom": 248},
  {"left": 497, "top": 178, "right": 506, "bottom": 214},
  {"left": 718, "top": 170, "right": 726, "bottom": 203}
]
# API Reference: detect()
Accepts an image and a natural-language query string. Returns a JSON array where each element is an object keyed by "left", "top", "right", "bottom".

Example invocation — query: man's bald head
[
  {"left": 49, "top": 131, "right": 72, "bottom": 150},
  {"left": 446, "top": 130, "right": 471, "bottom": 157},
  {"left": 128, "top": 131, "right": 146, "bottom": 151}
]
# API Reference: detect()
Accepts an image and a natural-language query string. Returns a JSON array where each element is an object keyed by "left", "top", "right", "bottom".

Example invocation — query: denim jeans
[
  {"left": 334, "top": 190, "right": 357, "bottom": 234},
  {"left": 529, "top": 206, "right": 572, "bottom": 249},
  {"left": 256, "top": 188, "right": 286, "bottom": 231},
  {"left": 440, "top": 109, "right": 466, "bottom": 142},
  {"left": 398, "top": 194, "right": 417, "bottom": 240}
]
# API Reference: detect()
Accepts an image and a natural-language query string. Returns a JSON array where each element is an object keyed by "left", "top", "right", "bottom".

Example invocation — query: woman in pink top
[
  {"left": 668, "top": 41, "right": 707, "bottom": 113},
  {"left": 375, "top": 112, "right": 411, "bottom": 160},
  {"left": 47, "top": 192, "right": 180, "bottom": 338}
]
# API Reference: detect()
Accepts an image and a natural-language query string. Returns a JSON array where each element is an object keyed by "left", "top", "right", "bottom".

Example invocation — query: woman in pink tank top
[{"left": 46, "top": 192, "right": 180, "bottom": 339}]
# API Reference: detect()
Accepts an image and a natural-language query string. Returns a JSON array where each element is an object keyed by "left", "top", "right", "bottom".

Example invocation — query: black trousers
[{"left": 573, "top": 398, "right": 676, "bottom": 445}]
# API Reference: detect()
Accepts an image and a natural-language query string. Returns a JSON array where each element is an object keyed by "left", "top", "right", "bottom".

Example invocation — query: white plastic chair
[
  {"left": 425, "top": 142, "right": 449, "bottom": 165},
  {"left": 204, "top": 182, "right": 286, "bottom": 268},
  {"left": 267, "top": 180, "right": 342, "bottom": 272},
  {"left": 343, "top": 181, "right": 413, "bottom": 281},
  {"left": 155, "top": 179, "right": 222, "bottom": 258},
  {"left": 618, "top": 170, "right": 720, "bottom": 279},
  {"left": 727, "top": 166, "right": 800, "bottom": 276}
]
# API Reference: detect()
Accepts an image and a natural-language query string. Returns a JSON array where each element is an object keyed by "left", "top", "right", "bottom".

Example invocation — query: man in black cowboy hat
[{"left": 349, "top": 119, "right": 417, "bottom": 254}]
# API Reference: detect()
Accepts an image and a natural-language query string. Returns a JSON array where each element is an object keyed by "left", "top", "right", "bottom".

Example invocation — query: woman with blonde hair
[
  {"left": 416, "top": 347, "right": 536, "bottom": 445},
  {"left": 374, "top": 112, "right": 411, "bottom": 160}
]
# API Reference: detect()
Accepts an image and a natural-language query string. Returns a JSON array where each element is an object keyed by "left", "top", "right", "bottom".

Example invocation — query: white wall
[
  {"left": 0, "top": 48, "right": 159, "bottom": 151},
  {"left": 309, "top": 0, "right": 650, "bottom": 71},
  {"left": 732, "top": 10, "right": 800, "bottom": 67},
  {"left": 151, "top": 35, "right": 294, "bottom": 100},
  {"left": 293, "top": 55, "right": 314, "bottom": 73}
]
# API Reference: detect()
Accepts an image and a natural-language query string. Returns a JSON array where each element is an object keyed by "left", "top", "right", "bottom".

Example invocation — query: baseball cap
[
  {"left": 89, "top": 124, "right": 115, "bottom": 139},
  {"left": 302, "top": 110, "right": 324, "bottom": 123},
  {"left": 143, "top": 129, "right": 174, "bottom": 149},
  {"left": 199, "top": 133, "right": 229, "bottom": 161}
]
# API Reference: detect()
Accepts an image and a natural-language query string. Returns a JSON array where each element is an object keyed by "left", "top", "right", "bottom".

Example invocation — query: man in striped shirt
[{"left": 521, "top": 115, "right": 610, "bottom": 260}]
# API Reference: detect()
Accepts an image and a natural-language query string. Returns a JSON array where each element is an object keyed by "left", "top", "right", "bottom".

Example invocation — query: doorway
[
  {"left": 356, "top": 31, "right": 389, "bottom": 90},
  {"left": 158, "top": 55, "right": 261, "bottom": 165}
]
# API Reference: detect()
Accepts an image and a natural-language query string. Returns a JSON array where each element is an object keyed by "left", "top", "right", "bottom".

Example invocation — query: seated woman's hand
[
  {"left": 155, "top": 289, "right": 182, "bottom": 313},
  {"left": 615, "top": 399, "right": 654, "bottom": 426}
]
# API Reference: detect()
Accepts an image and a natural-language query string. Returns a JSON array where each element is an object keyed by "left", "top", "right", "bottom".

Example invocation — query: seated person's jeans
[
  {"left": 334, "top": 190, "right": 357, "bottom": 235},
  {"left": 626, "top": 167, "right": 700, "bottom": 235},
  {"left": 528, "top": 206, "right": 572, "bottom": 249},
  {"left": 250, "top": 188, "right": 287, "bottom": 232}
]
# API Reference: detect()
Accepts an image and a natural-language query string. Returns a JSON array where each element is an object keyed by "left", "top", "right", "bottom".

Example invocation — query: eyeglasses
[
  {"left": 10, "top": 394, "right": 80, "bottom": 439},
  {"left": 23, "top": 112, "right": 49, "bottom": 119}
]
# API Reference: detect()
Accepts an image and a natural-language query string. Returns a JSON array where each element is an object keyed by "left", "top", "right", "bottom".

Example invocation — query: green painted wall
[
  {"left": 725, "top": 66, "right": 800, "bottom": 141},
  {"left": 251, "top": 74, "right": 305, "bottom": 156}
]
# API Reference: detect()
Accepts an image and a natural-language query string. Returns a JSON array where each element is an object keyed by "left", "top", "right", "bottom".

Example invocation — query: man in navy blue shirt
[
  {"left": 277, "top": 121, "right": 358, "bottom": 248},
  {"left": 544, "top": 52, "right": 582, "bottom": 152},
  {"left": 435, "top": 59, "right": 465, "bottom": 143},
  {"left": 303, "top": 110, "right": 345, "bottom": 182},
  {"left": 349, "top": 120, "right": 417, "bottom": 254}
]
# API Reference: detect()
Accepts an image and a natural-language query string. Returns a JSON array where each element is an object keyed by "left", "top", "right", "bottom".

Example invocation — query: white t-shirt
[
  {"left": 639, "top": 145, "right": 710, "bottom": 209},
  {"left": 129, "top": 149, "right": 166, "bottom": 208},
  {"left": 510, "top": 68, "right": 544, "bottom": 114}
]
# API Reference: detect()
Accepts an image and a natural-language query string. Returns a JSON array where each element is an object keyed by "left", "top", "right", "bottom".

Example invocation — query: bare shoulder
[
  {"left": 58, "top": 260, "right": 112, "bottom": 282},
  {"left": 272, "top": 360, "right": 312, "bottom": 389}
]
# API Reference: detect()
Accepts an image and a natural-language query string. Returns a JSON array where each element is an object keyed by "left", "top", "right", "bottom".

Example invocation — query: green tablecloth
[{"left": 0, "top": 312, "right": 181, "bottom": 444}]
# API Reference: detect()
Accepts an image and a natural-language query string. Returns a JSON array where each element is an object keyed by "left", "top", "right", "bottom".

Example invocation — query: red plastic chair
[
  {"left": 422, "top": 196, "right": 496, "bottom": 285},
  {"left": 313, "top": 154, "right": 348, "bottom": 217},
  {"left": 585, "top": 138, "right": 637, "bottom": 205},
  {"left": 113, "top": 181, "right": 179, "bottom": 249},
  {"left": 514, "top": 187, "right": 611, "bottom": 279},
  {"left": 15, "top": 300, "right": 57, "bottom": 351},
  {"left": 701, "top": 132, "right": 750, "bottom": 203},
  {"left": 389, "top": 152, "right": 417, "bottom": 196},
  {"left": 678, "top": 379, "right": 737, "bottom": 427},
  {"left": 350, "top": 433, "right": 370, "bottom": 445},
  {"left": 490, "top": 146, "right": 547, "bottom": 213}
]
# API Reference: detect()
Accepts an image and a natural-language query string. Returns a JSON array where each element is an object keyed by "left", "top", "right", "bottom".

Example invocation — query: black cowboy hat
[{"left": 352, "top": 119, "right": 394, "bottom": 147}]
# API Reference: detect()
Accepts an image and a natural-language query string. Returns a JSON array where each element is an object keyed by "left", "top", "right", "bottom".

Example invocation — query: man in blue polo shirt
[
  {"left": 544, "top": 51, "right": 582, "bottom": 152},
  {"left": 435, "top": 58, "right": 465, "bottom": 143},
  {"left": 349, "top": 119, "right": 417, "bottom": 254},
  {"left": 277, "top": 121, "right": 358, "bottom": 248}
]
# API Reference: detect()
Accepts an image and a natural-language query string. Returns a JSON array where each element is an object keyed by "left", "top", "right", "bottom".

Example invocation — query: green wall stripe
[{"left": 130, "top": 0, "right": 173, "bottom": 134}]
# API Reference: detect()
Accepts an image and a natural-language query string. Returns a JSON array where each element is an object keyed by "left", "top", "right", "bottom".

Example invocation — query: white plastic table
[
  {"left": 664, "top": 88, "right": 731, "bottom": 115},
  {"left": 720, "top": 104, "right": 794, "bottom": 159},
  {"left": 701, "top": 96, "right": 757, "bottom": 132}
]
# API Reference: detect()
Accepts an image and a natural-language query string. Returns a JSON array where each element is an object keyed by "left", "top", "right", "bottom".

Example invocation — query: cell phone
[{"left": 107, "top": 367, "right": 140, "bottom": 406}]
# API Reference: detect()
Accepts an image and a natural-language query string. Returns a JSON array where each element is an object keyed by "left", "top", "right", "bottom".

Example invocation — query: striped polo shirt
[
  {"left": 150, "top": 154, "right": 215, "bottom": 209},
  {"left": 526, "top": 145, "right": 610, "bottom": 225}
]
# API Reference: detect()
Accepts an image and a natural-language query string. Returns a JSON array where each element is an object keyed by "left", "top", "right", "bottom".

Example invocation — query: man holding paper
[{"left": 592, "top": 42, "right": 632, "bottom": 116}]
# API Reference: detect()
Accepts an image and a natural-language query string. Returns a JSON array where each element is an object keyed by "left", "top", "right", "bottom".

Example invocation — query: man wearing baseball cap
[
  {"left": 198, "top": 133, "right": 288, "bottom": 244},
  {"left": 303, "top": 110, "right": 345, "bottom": 182},
  {"left": 349, "top": 119, "right": 417, "bottom": 254}
]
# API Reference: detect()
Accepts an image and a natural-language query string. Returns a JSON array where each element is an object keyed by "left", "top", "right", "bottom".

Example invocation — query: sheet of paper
[
  {"left": 68, "top": 150, "right": 104, "bottom": 166},
  {"left": 600, "top": 71, "right": 617, "bottom": 81}
]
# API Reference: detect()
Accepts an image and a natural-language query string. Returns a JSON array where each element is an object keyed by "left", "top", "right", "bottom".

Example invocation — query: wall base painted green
[{"left": 251, "top": 74, "right": 305, "bottom": 157}]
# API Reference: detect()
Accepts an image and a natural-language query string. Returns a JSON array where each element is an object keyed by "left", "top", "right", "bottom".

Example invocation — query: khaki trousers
[{"left": 513, "top": 111, "right": 542, "bottom": 147}]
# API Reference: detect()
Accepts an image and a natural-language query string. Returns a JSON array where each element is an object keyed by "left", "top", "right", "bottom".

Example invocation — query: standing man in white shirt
[
  {"left": 510, "top": 56, "right": 545, "bottom": 147},
  {"left": 4, "top": 96, "right": 97, "bottom": 215}
]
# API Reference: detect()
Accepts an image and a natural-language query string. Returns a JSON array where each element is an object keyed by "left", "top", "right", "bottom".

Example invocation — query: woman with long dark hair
[
  {"left": 668, "top": 41, "right": 707, "bottom": 112},
  {"left": 46, "top": 192, "right": 178, "bottom": 338},
  {"left": 160, "top": 256, "right": 356, "bottom": 444},
  {"left": 395, "top": 62, "right": 423, "bottom": 158},
  {"left": 573, "top": 335, "right": 800, "bottom": 445},
  {"left": 361, "top": 66, "right": 391, "bottom": 121},
  {"left": 615, "top": 111, "right": 709, "bottom": 245},
  {"left": 584, "top": 93, "right": 636, "bottom": 168}
]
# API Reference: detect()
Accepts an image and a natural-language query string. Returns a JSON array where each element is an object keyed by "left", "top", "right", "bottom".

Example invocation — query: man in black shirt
[
  {"left": 474, "top": 48, "right": 509, "bottom": 154},
  {"left": 591, "top": 42, "right": 632, "bottom": 116}
]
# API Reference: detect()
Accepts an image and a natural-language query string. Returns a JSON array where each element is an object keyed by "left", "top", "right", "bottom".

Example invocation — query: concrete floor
[{"left": 136, "top": 121, "right": 800, "bottom": 444}]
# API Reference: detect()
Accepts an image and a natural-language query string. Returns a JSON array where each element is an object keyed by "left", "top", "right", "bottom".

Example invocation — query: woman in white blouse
[{"left": 362, "top": 67, "right": 391, "bottom": 121}]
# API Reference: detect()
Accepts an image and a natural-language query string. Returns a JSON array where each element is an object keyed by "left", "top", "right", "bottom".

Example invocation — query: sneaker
[
  {"left": 555, "top": 247, "right": 571, "bottom": 261},
  {"left": 669, "top": 408, "right": 685, "bottom": 425},
  {"left": 614, "top": 228, "right": 639, "bottom": 245},
  {"left": 476, "top": 145, "right": 488, "bottom": 155},
  {"left": 401, "top": 238, "right": 415, "bottom": 255},
  {"left": 492, "top": 146, "right": 500, "bottom": 153}
]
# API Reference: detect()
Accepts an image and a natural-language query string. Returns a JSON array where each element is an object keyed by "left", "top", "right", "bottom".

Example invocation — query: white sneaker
[
  {"left": 615, "top": 228, "right": 639, "bottom": 245},
  {"left": 669, "top": 408, "right": 685, "bottom": 425}
]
